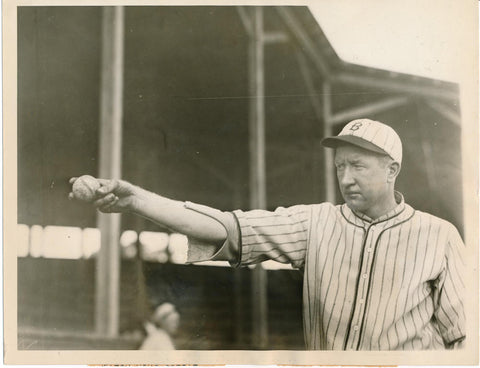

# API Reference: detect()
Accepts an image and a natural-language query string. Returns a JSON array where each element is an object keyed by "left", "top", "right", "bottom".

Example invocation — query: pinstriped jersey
[{"left": 185, "top": 193, "right": 465, "bottom": 350}]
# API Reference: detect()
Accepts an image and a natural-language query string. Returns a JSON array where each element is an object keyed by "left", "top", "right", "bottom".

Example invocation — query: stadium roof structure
[{"left": 270, "top": 7, "right": 459, "bottom": 101}]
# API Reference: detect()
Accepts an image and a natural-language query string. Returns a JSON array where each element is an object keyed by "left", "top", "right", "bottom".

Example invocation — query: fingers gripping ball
[{"left": 72, "top": 175, "right": 100, "bottom": 202}]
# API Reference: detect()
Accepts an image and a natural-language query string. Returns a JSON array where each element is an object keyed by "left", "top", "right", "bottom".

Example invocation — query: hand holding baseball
[
  {"left": 69, "top": 175, "right": 100, "bottom": 202},
  {"left": 69, "top": 176, "right": 137, "bottom": 213}
]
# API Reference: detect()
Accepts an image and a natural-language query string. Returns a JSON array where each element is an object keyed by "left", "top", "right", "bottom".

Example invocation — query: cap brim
[{"left": 321, "top": 135, "right": 389, "bottom": 156}]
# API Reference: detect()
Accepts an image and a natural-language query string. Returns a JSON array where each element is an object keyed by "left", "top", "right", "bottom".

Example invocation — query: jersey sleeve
[
  {"left": 233, "top": 204, "right": 312, "bottom": 268},
  {"left": 184, "top": 201, "right": 241, "bottom": 266},
  {"left": 433, "top": 224, "right": 466, "bottom": 346}
]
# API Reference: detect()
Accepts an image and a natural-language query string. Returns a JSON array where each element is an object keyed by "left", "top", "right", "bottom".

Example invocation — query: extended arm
[{"left": 69, "top": 178, "right": 227, "bottom": 246}]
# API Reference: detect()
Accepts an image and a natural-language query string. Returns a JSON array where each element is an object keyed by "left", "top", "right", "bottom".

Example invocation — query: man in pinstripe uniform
[{"left": 71, "top": 118, "right": 465, "bottom": 350}]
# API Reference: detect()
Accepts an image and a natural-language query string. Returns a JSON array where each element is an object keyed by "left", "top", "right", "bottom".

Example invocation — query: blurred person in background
[{"left": 139, "top": 302, "right": 180, "bottom": 350}]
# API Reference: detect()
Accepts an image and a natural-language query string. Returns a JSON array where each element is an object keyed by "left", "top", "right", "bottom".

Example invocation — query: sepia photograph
[{"left": 3, "top": 0, "right": 478, "bottom": 365}]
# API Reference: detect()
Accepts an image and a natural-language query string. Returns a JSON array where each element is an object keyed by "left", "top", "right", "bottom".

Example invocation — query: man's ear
[{"left": 387, "top": 161, "right": 401, "bottom": 182}]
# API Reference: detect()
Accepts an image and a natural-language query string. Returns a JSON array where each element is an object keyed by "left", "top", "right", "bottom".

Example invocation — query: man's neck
[{"left": 363, "top": 192, "right": 398, "bottom": 220}]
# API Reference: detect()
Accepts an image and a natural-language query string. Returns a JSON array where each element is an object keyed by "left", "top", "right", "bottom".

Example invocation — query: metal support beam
[
  {"left": 237, "top": 7, "right": 288, "bottom": 45},
  {"left": 249, "top": 8, "right": 266, "bottom": 211},
  {"left": 263, "top": 31, "right": 289, "bottom": 44},
  {"left": 330, "top": 96, "right": 409, "bottom": 125},
  {"left": 248, "top": 6, "right": 268, "bottom": 349},
  {"left": 276, "top": 6, "right": 330, "bottom": 77},
  {"left": 236, "top": 6, "right": 253, "bottom": 37},
  {"left": 425, "top": 99, "right": 461, "bottom": 126},
  {"left": 322, "top": 82, "right": 336, "bottom": 203},
  {"left": 96, "top": 6, "right": 124, "bottom": 337},
  {"left": 333, "top": 72, "right": 458, "bottom": 101}
]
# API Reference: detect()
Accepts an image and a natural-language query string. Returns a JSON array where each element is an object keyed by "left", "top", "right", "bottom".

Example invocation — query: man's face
[
  {"left": 153, "top": 304, "right": 180, "bottom": 335},
  {"left": 162, "top": 308, "right": 180, "bottom": 335},
  {"left": 334, "top": 145, "right": 391, "bottom": 217}
]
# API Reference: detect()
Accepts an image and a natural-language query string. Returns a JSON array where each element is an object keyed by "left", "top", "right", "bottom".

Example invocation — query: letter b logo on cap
[{"left": 349, "top": 122, "right": 363, "bottom": 131}]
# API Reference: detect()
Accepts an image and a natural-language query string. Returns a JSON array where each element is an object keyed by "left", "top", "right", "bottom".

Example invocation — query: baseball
[{"left": 72, "top": 175, "right": 100, "bottom": 202}]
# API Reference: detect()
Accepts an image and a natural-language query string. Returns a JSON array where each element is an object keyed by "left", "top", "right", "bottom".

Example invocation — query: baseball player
[
  {"left": 70, "top": 118, "right": 465, "bottom": 350},
  {"left": 139, "top": 302, "right": 180, "bottom": 350}
]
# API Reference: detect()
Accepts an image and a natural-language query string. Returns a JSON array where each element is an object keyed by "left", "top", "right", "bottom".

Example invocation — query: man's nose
[{"left": 339, "top": 167, "right": 355, "bottom": 186}]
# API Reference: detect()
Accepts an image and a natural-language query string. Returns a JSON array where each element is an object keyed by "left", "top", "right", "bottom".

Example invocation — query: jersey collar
[{"left": 341, "top": 191, "right": 413, "bottom": 228}]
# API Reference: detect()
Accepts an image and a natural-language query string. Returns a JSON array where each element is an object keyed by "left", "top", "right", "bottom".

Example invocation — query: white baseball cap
[
  {"left": 321, "top": 118, "right": 402, "bottom": 164},
  {"left": 153, "top": 302, "right": 177, "bottom": 323}
]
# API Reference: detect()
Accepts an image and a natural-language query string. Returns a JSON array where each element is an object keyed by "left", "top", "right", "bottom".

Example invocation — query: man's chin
[{"left": 345, "top": 199, "right": 366, "bottom": 213}]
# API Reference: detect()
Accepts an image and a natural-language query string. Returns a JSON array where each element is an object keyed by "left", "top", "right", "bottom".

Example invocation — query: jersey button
[
  {"left": 353, "top": 325, "right": 359, "bottom": 331},
  {"left": 359, "top": 299, "right": 364, "bottom": 304},
  {"left": 362, "top": 274, "right": 368, "bottom": 279},
  {"left": 367, "top": 248, "right": 373, "bottom": 253}
]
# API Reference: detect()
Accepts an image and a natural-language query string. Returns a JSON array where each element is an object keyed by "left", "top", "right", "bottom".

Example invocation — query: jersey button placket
[
  {"left": 366, "top": 226, "right": 375, "bottom": 253},
  {"left": 348, "top": 225, "right": 376, "bottom": 350}
]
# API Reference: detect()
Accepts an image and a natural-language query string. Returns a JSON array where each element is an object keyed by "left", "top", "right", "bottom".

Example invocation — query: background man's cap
[
  {"left": 153, "top": 302, "right": 176, "bottom": 323},
  {"left": 321, "top": 118, "right": 402, "bottom": 164}
]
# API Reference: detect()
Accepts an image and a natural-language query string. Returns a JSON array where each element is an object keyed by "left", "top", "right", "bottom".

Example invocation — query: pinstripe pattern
[
  {"left": 234, "top": 205, "right": 310, "bottom": 269},
  {"left": 229, "top": 193, "right": 465, "bottom": 350}
]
